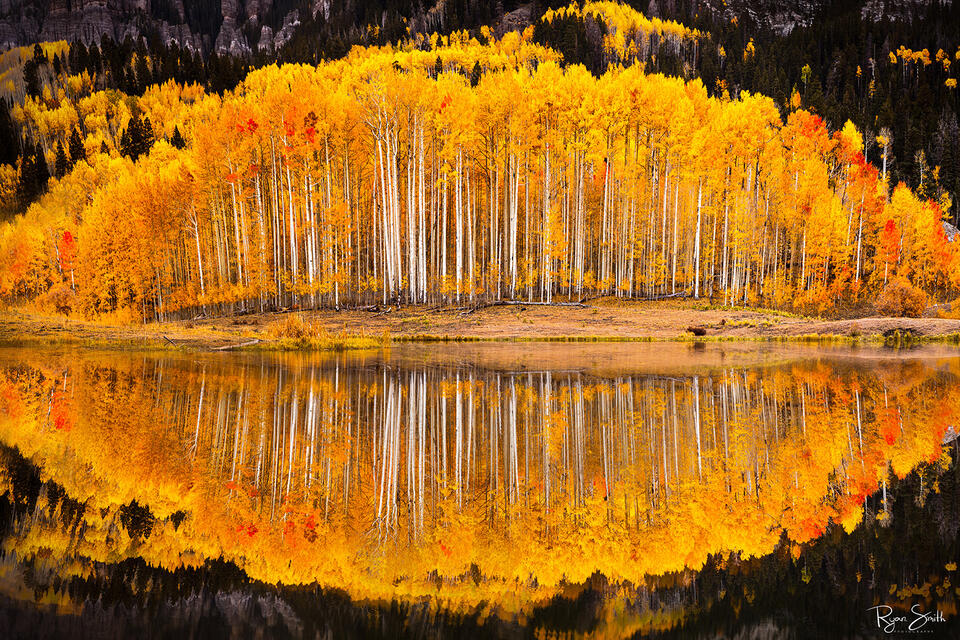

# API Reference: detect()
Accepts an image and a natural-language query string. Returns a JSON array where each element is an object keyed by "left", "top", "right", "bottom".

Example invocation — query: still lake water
[{"left": 0, "top": 343, "right": 958, "bottom": 639}]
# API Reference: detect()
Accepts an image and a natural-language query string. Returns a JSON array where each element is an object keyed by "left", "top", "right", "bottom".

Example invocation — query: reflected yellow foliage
[{"left": 0, "top": 347, "right": 954, "bottom": 618}]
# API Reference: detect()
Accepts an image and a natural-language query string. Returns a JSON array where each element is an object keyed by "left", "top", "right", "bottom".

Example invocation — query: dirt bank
[{"left": 2, "top": 299, "right": 959, "bottom": 349}]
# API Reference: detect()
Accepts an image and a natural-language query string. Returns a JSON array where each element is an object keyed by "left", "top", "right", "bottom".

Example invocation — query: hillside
[
  {"left": 1, "top": 1, "right": 959, "bottom": 231},
  {"left": 1, "top": 2, "right": 958, "bottom": 323}
]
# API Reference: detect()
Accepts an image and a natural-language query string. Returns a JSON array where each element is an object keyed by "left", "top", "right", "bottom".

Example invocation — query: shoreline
[{"left": 2, "top": 300, "right": 960, "bottom": 351}]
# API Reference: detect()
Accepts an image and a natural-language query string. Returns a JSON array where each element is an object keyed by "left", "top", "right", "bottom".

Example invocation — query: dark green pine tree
[
  {"left": 170, "top": 125, "right": 186, "bottom": 150},
  {"left": 17, "top": 142, "right": 50, "bottom": 206},
  {"left": 68, "top": 127, "right": 85, "bottom": 167},
  {"left": 23, "top": 60, "right": 41, "bottom": 97},
  {"left": 0, "top": 98, "right": 19, "bottom": 165},
  {"left": 69, "top": 41, "right": 87, "bottom": 75},
  {"left": 119, "top": 126, "right": 133, "bottom": 159},
  {"left": 135, "top": 53, "right": 152, "bottom": 94},
  {"left": 88, "top": 43, "right": 102, "bottom": 75},
  {"left": 54, "top": 141, "right": 68, "bottom": 178},
  {"left": 16, "top": 152, "right": 35, "bottom": 205},
  {"left": 140, "top": 116, "right": 156, "bottom": 156},
  {"left": 120, "top": 116, "right": 157, "bottom": 161},
  {"left": 116, "top": 66, "right": 131, "bottom": 94},
  {"left": 470, "top": 61, "right": 481, "bottom": 87},
  {"left": 33, "top": 142, "right": 49, "bottom": 190}
]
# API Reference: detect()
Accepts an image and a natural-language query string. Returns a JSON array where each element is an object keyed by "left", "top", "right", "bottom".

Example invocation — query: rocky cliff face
[
  {"left": 645, "top": 0, "right": 952, "bottom": 35},
  {"left": 0, "top": 0, "right": 206, "bottom": 50},
  {"left": 0, "top": 0, "right": 309, "bottom": 53},
  {"left": 0, "top": 0, "right": 950, "bottom": 54}
]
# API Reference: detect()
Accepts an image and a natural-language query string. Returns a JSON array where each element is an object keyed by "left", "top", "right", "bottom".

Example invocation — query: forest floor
[{"left": 2, "top": 298, "right": 960, "bottom": 350}]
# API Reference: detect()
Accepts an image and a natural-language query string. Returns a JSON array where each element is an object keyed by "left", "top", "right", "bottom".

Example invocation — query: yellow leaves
[
  {"left": 0, "top": 163, "right": 17, "bottom": 208},
  {"left": 947, "top": 78, "right": 958, "bottom": 89},
  {"left": 790, "top": 88, "right": 802, "bottom": 110},
  {"left": 839, "top": 120, "right": 864, "bottom": 155},
  {"left": 839, "top": 502, "right": 864, "bottom": 534},
  {"left": 0, "top": 7, "right": 953, "bottom": 324},
  {"left": 66, "top": 72, "right": 94, "bottom": 98},
  {"left": 893, "top": 46, "right": 933, "bottom": 67},
  {"left": 0, "top": 350, "right": 956, "bottom": 617}
]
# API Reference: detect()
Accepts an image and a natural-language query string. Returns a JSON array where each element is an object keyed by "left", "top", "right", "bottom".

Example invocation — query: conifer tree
[
  {"left": 170, "top": 125, "right": 186, "bottom": 150},
  {"left": 54, "top": 141, "right": 68, "bottom": 178},
  {"left": 33, "top": 142, "right": 49, "bottom": 188},
  {"left": 470, "top": 61, "right": 481, "bottom": 87},
  {"left": 68, "top": 128, "right": 85, "bottom": 167}
]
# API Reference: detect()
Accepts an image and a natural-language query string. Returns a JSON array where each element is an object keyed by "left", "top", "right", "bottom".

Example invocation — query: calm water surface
[{"left": 0, "top": 343, "right": 958, "bottom": 639}]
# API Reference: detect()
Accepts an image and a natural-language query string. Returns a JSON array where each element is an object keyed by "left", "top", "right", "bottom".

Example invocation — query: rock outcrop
[
  {"left": 0, "top": 1, "right": 949, "bottom": 54},
  {"left": 0, "top": 0, "right": 309, "bottom": 54}
]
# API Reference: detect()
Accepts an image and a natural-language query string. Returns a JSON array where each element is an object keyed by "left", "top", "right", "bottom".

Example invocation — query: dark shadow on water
[{"left": 1, "top": 443, "right": 959, "bottom": 638}]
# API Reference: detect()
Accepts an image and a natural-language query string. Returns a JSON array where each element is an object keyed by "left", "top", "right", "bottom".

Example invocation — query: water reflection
[{"left": 0, "top": 344, "right": 958, "bottom": 637}]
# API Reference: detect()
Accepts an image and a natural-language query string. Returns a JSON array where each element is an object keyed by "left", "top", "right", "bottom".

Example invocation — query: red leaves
[
  {"left": 236, "top": 118, "right": 259, "bottom": 135},
  {"left": 882, "top": 428, "right": 898, "bottom": 446},
  {"left": 225, "top": 172, "right": 239, "bottom": 184},
  {"left": 438, "top": 95, "right": 452, "bottom": 114},
  {"left": 590, "top": 166, "right": 601, "bottom": 191},
  {"left": 225, "top": 480, "right": 239, "bottom": 491},
  {"left": 58, "top": 230, "right": 77, "bottom": 272},
  {"left": 0, "top": 382, "right": 21, "bottom": 420},
  {"left": 53, "top": 411, "right": 71, "bottom": 431},
  {"left": 796, "top": 517, "right": 825, "bottom": 542},
  {"left": 591, "top": 474, "right": 607, "bottom": 496},
  {"left": 880, "top": 218, "right": 900, "bottom": 266},
  {"left": 879, "top": 406, "right": 900, "bottom": 446},
  {"left": 236, "top": 523, "right": 258, "bottom": 537},
  {"left": 51, "top": 390, "right": 72, "bottom": 431},
  {"left": 799, "top": 112, "right": 826, "bottom": 139}
]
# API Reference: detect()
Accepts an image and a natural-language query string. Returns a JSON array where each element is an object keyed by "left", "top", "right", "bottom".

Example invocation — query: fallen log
[
  {"left": 641, "top": 292, "right": 690, "bottom": 301},
  {"left": 460, "top": 300, "right": 588, "bottom": 315},
  {"left": 212, "top": 339, "right": 262, "bottom": 351}
]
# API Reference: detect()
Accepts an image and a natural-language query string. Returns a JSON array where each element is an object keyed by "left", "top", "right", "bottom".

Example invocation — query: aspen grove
[{"left": 1, "top": 13, "right": 958, "bottom": 320}]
